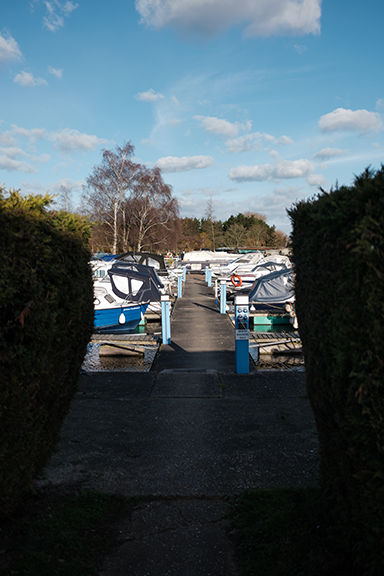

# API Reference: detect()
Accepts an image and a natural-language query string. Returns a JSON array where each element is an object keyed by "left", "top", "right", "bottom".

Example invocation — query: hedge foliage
[
  {"left": 288, "top": 166, "right": 384, "bottom": 574},
  {"left": 0, "top": 188, "right": 94, "bottom": 517}
]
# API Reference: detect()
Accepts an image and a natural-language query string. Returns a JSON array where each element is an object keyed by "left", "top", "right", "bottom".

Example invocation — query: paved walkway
[{"left": 38, "top": 275, "right": 318, "bottom": 576}]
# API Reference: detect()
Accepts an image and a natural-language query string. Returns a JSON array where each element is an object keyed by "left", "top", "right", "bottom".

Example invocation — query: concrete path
[
  {"left": 39, "top": 371, "right": 318, "bottom": 576},
  {"left": 37, "top": 275, "right": 317, "bottom": 575},
  {"left": 154, "top": 274, "right": 240, "bottom": 372}
]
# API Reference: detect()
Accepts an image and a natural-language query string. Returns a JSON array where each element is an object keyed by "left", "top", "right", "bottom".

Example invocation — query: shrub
[
  {"left": 288, "top": 166, "right": 384, "bottom": 574},
  {"left": 0, "top": 188, "right": 94, "bottom": 517}
]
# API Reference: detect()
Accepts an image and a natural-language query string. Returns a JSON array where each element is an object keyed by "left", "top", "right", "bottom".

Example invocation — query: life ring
[{"left": 231, "top": 274, "right": 242, "bottom": 287}]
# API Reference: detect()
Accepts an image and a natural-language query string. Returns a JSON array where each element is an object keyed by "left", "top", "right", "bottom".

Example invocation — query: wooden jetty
[
  {"left": 91, "top": 332, "right": 160, "bottom": 357},
  {"left": 250, "top": 331, "right": 302, "bottom": 355}
]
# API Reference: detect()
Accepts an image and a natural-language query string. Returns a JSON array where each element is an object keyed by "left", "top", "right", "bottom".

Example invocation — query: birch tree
[
  {"left": 129, "top": 165, "right": 179, "bottom": 251},
  {"left": 81, "top": 142, "right": 138, "bottom": 254},
  {"left": 55, "top": 184, "right": 74, "bottom": 212}
]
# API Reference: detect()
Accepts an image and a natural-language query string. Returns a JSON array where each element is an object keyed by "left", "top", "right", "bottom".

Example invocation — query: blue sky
[{"left": 1, "top": 0, "right": 383, "bottom": 234}]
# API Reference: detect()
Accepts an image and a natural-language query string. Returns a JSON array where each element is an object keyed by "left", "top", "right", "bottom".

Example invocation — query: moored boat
[{"left": 93, "top": 261, "right": 162, "bottom": 332}]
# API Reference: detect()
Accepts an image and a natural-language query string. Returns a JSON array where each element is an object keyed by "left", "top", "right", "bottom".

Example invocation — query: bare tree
[
  {"left": 275, "top": 229, "right": 289, "bottom": 247},
  {"left": 247, "top": 221, "right": 269, "bottom": 246},
  {"left": 129, "top": 166, "right": 179, "bottom": 252},
  {"left": 81, "top": 142, "right": 138, "bottom": 254},
  {"left": 244, "top": 210, "right": 267, "bottom": 222},
  {"left": 203, "top": 197, "right": 217, "bottom": 251},
  {"left": 56, "top": 184, "right": 74, "bottom": 212},
  {"left": 224, "top": 223, "right": 249, "bottom": 252}
]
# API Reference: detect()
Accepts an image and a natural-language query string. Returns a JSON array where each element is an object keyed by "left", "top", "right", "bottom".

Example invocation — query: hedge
[
  {"left": 0, "top": 189, "right": 94, "bottom": 517},
  {"left": 288, "top": 166, "right": 384, "bottom": 574}
]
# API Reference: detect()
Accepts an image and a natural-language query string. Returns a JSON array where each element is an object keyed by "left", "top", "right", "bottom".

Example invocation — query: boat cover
[
  {"left": 115, "top": 252, "right": 168, "bottom": 274},
  {"left": 248, "top": 268, "right": 294, "bottom": 304},
  {"left": 108, "top": 263, "right": 162, "bottom": 303}
]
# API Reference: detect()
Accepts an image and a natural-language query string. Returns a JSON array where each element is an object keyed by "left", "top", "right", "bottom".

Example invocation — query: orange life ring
[{"left": 231, "top": 274, "right": 242, "bottom": 287}]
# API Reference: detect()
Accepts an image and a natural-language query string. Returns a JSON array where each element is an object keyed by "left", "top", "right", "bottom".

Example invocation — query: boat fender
[
  {"left": 119, "top": 312, "right": 126, "bottom": 325},
  {"left": 231, "top": 274, "right": 242, "bottom": 287}
]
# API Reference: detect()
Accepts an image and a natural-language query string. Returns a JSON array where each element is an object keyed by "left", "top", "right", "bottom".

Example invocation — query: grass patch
[
  {"left": 228, "top": 487, "right": 356, "bottom": 576},
  {"left": 0, "top": 487, "right": 138, "bottom": 575}
]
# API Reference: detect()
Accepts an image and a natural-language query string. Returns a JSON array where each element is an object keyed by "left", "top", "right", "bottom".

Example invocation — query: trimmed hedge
[
  {"left": 0, "top": 189, "right": 94, "bottom": 517},
  {"left": 288, "top": 166, "right": 384, "bottom": 574}
]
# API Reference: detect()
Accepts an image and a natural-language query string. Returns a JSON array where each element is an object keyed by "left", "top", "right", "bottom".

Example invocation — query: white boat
[
  {"left": 179, "top": 250, "right": 236, "bottom": 273},
  {"left": 225, "top": 257, "right": 292, "bottom": 293},
  {"left": 210, "top": 251, "right": 264, "bottom": 276},
  {"left": 92, "top": 261, "right": 163, "bottom": 332}
]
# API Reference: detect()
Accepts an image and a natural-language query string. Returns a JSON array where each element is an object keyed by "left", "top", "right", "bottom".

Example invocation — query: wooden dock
[
  {"left": 153, "top": 274, "right": 237, "bottom": 372},
  {"left": 250, "top": 331, "right": 302, "bottom": 355}
]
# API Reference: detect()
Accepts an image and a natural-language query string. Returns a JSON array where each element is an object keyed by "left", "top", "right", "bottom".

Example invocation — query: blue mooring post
[
  {"left": 205, "top": 267, "right": 208, "bottom": 282},
  {"left": 220, "top": 279, "right": 227, "bottom": 314},
  {"left": 207, "top": 268, "right": 212, "bottom": 287},
  {"left": 182, "top": 266, "right": 186, "bottom": 282},
  {"left": 161, "top": 295, "right": 171, "bottom": 345},
  {"left": 177, "top": 274, "right": 183, "bottom": 298},
  {"left": 234, "top": 294, "right": 250, "bottom": 374}
]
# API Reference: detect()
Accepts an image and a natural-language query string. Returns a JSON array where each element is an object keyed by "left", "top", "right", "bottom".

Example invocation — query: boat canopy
[
  {"left": 108, "top": 262, "right": 163, "bottom": 303},
  {"left": 115, "top": 252, "right": 168, "bottom": 274},
  {"left": 248, "top": 268, "right": 295, "bottom": 304}
]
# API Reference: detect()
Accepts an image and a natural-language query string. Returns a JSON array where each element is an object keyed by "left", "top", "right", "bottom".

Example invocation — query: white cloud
[
  {"left": 171, "top": 95, "right": 180, "bottom": 105},
  {"left": 229, "top": 163, "right": 272, "bottom": 182},
  {"left": 13, "top": 71, "right": 47, "bottom": 87},
  {"left": 278, "top": 135, "right": 294, "bottom": 145},
  {"left": 169, "top": 118, "right": 182, "bottom": 126},
  {"left": 225, "top": 132, "right": 293, "bottom": 153},
  {"left": 274, "top": 158, "right": 314, "bottom": 179},
  {"left": 31, "top": 153, "right": 51, "bottom": 164},
  {"left": 0, "top": 34, "right": 23, "bottom": 64},
  {"left": 294, "top": 44, "right": 307, "bottom": 54},
  {"left": 10, "top": 125, "right": 48, "bottom": 143},
  {"left": 48, "top": 66, "right": 63, "bottom": 78},
  {"left": 194, "top": 115, "right": 247, "bottom": 138},
  {"left": 0, "top": 146, "right": 28, "bottom": 159},
  {"left": 319, "top": 108, "right": 383, "bottom": 135},
  {"left": 0, "top": 155, "right": 38, "bottom": 173},
  {"left": 225, "top": 133, "right": 263, "bottom": 153},
  {"left": 0, "top": 146, "right": 50, "bottom": 164},
  {"left": 229, "top": 157, "right": 315, "bottom": 182},
  {"left": 135, "top": 0, "right": 322, "bottom": 38},
  {"left": 49, "top": 129, "right": 109, "bottom": 153},
  {"left": 313, "top": 147, "right": 349, "bottom": 161},
  {"left": 43, "top": 1, "right": 79, "bottom": 32},
  {"left": 0, "top": 131, "right": 15, "bottom": 147},
  {"left": 135, "top": 88, "right": 165, "bottom": 102},
  {"left": 51, "top": 176, "right": 84, "bottom": 193},
  {"left": 376, "top": 99, "right": 384, "bottom": 111},
  {"left": 156, "top": 155, "right": 214, "bottom": 172},
  {"left": 306, "top": 173, "right": 327, "bottom": 187},
  {"left": 62, "top": 1, "right": 79, "bottom": 16}
]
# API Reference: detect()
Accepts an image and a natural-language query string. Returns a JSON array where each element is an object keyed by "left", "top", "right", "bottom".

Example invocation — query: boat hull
[{"left": 94, "top": 303, "right": 148, "bottom": 332}]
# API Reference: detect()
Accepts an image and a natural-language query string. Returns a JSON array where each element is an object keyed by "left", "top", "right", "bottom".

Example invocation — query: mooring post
[
  {"left": 177, "top": 274, "right": 183, "bottom": 298},
  {"left": 220, "top": 279, "right": 227, "bottom": 314},
  {"left": 161, "top": 294, "right": 171, "bottom": 345},
  {"left": 234, "top": 294, "right": 250, "bottom": 374},
  {"left": 207, "top": 268, "right": 212, "bottom": 287},
  {"left": 214, "top": 277, "right": 219, "bottom": 299},
  {"left": 182, "top": 266, "right": 186, "bottom": 282}
]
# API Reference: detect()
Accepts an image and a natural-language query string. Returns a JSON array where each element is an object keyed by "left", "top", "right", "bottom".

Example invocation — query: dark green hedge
[
  {"left": 0, "top": 189, "right": 94, "bottom": 517},
  {"left": 288, "top": 167, "right": 384, "bottom": 574}
]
